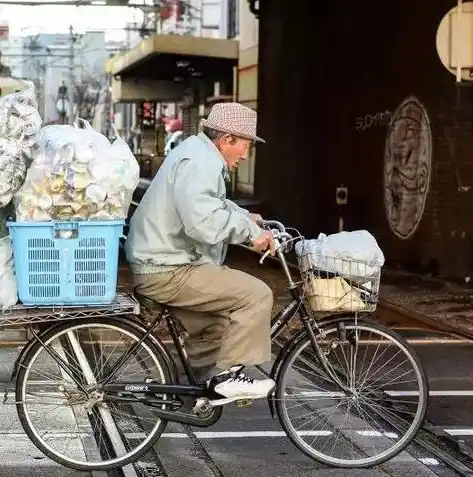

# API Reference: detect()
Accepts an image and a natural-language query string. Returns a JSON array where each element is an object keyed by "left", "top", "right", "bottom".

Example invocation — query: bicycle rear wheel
[
  {"left": 16, "top": 317, "right": 172, "bottom": 471},
  {"left": 275, "top": 319, "right": 428, "bottom": 468}
]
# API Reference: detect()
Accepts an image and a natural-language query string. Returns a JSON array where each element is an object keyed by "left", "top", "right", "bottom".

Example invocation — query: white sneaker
[{"left": 208, "top": 365, "right": 275, "bottom": 401}]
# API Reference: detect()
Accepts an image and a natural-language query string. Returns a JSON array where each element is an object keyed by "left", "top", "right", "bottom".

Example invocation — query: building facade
[
  {"left": 234, "top": 0, "right": 259, "bottom": 196},
  {"left": 255, "top": 0, "right": 473, "bottom": 280},
  {"left": 1, "top": 30, "right": 116, "bottom": 122},
  {"left": 108, "top": 0, "right": 239, "bottom": 156}
]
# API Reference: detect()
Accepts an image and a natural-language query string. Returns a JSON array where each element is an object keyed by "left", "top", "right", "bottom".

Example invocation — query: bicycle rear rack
[{"left": 0, "top": 293, "right": 139, "bottom": 328}]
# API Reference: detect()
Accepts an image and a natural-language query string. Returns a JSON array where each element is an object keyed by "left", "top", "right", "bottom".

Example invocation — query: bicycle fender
[{"left": 267, "top": 313, "right": 364, "bottom": 417}]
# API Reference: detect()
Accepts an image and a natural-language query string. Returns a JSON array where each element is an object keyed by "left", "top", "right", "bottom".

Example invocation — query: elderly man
[{"left": 125, "top": 102, "right": 276, "bottom": 402}]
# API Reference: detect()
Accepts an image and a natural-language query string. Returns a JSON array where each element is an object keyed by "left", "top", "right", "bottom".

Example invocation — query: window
[{"left": 227, "top": 0, "right": 239, "bottom": 39}]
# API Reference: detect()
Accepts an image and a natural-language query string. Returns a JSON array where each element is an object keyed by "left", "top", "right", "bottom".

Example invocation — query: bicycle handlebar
[
  {"left": 258, "top": 220, "right": 286, "bottom": 234},
  {"left": 257, "top": 219, "right": 297, "bottom": 264}
]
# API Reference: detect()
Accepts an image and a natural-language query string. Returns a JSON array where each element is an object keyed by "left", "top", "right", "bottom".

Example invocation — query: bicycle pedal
[{"left": 235, "top": 399, "right": 253, "bottom": 408}]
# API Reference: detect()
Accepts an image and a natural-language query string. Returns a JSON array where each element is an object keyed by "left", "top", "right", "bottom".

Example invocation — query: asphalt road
[
  {"left": 411, "top": 328, "right": 473, "bottom": 458},
  {"left": 119, "top": 330, "right": 473, "bottom": 477},
  {"left": 0, "top": 346, "right": 90, "bottom": 477},
  {"left": 0, "top": 324, "right": 472, "bottom": 477},
  {"left": 0, "top": 245, "right": 472, "bottom": 476}
]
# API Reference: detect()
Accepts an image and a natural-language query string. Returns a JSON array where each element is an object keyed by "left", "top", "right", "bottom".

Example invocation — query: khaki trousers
[{"left": 133, "top": 263, "right": 273, "bottom": 370}]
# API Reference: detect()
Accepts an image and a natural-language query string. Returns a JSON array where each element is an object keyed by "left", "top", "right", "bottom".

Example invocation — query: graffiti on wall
[
  {"left": 384, "top": 96, "right": 432, "bottom": 240},
  {"left": 355, "top": 110, "right": 392, "bottom": 131}
]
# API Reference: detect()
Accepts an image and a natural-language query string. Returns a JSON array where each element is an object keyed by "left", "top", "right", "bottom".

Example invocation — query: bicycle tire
[
  {"left": 275, "top": 319, "right": 429, "bottom": 468},
  {"left": 16, "top": 317, "right": 173, "bottom": 471}
]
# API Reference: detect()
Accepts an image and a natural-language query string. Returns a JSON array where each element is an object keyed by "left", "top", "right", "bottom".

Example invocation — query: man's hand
[
  {"left": 251, "top": 230, "right": 276, "bottom": 255},
  {"left": 250, "top": 213, "right": 263, "bottom": 224}
]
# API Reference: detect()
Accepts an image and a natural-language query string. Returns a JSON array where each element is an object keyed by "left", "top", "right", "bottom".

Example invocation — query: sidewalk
[{"left": 118, "top": 245, "right": 473, "bottom": 338}]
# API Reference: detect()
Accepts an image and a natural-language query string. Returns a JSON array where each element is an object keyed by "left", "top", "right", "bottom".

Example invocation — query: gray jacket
[{"left": 125, "top": 132, "right": 262, "bottom": 274}]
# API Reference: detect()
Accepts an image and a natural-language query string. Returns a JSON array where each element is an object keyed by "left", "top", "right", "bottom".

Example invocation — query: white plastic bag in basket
[
  {"left": 295, "top": 230, "right": 385, "bottom": 278},
  {"left": 0, "top": 236, "right": 18, "bottom": 309}
]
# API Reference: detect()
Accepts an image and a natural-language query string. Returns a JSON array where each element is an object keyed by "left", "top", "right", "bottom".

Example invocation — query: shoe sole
[{"left": 209, "top": 384, "right": 276, "bottom": 407}]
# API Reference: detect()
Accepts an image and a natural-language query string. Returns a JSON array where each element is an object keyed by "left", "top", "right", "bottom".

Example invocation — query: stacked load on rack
[
  {"left": 0, "top": 86, "right": 42, "bottom": 309},
  {"left": 7, "top": 119, "right": 140, "bottom": 306},
  {"left": 0, "top": 85, "right": 141, "bottom": 308},
  {"left": 15, "top": 120, "right": 139, "bottom": 222}
]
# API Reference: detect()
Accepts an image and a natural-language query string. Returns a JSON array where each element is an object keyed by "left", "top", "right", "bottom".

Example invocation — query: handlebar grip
[{"left": 259, "top": 220, "right": 286, "bottom": 233}]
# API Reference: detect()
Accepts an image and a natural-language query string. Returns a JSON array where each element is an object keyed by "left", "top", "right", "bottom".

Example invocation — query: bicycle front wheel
[
  {"left": 276, "top": 320, "right": 428, "bottom": 468},
  {"left": 16, "top": 317, "right": 171, "bottom": 471}
]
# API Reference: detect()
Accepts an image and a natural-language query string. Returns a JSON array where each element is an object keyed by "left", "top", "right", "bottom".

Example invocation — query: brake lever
[
  {"left": 259, "top": 249, "right": 272, "bottom": 265},
  {"left": 259, "top": 235, "right": 280, "bottom": 265}
]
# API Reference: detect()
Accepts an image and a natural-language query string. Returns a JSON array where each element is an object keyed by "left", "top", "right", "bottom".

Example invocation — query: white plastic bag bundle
[
  {"left": 0, "top": 86, "right": 42, "bottom": 207},
  {"left": 295, "top": 230, "right": 385, "bottom": 279},
  {"left": 0, "top": 236, "right": 18, "bottom": 309},
  {"left": 14, "top": 119, "right": 140, "bottom": 221}
]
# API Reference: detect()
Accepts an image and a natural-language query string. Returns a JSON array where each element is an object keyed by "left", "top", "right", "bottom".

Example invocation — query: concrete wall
[
  {"left": 256, "top": 0, "right": 473, "bottom": 280},
  {"left": 111, "top": 77, "right": 185, "bottom": 103},
  {"left": 236, "top": 0, "right": 259, "bottom": 195}
]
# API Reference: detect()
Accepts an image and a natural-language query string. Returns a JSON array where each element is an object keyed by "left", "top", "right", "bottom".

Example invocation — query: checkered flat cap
[{"left": 201, "top": 102, "right": 265, "bottom": 143}]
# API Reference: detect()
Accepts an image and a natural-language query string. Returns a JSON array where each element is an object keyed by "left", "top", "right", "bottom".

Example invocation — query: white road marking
[
  {"left": 125, "top": 430, "right": 334, "bottom": 439},
  {"left": 117, "top": 429, "right": 473, "bottom": 440},
  {"left": 357, "top": 431, "right": 383, "bottom": 437},
  {"left": 4, "top": 428, "right": 473, "bottom": 439},
  {"left": 444, "top": 428, "right": 473, "bottom": 436},
  {"left": 280, "top": 390, "right": 473, "bottom": 397},
  {"left": 125, "top": 430, "right": 403, "bottom": 439},
  {"left": 419, "top": 458, "right": 440, "bottom": 465},
  {"left": 386, "top": 390, "right": 473, "bottom": 397}
]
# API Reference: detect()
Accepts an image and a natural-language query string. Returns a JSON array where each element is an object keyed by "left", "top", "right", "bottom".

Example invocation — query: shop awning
[{"left": 106, "top": 34, "right": 238, "bottom": 83}]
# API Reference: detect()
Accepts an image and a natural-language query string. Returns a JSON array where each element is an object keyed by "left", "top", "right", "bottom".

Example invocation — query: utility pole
[
  {"left": 56, "top": 81, "right": 68, "bottom": 125},
  {"left": 68, "top": 24, "right": 75, "bottom": 124}
]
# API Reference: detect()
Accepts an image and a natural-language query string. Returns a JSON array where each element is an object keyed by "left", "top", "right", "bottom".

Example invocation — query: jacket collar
[{"left": 197, "top": 132, "right": 230, "bottom": 181}]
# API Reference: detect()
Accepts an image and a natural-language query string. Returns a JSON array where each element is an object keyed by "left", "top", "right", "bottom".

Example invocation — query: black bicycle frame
[
  {"left": 22, "top": 241, "right": 350, "bottom": 428},
  {"left": 100, "top": 286, "right": 313, "bottom": 398}
]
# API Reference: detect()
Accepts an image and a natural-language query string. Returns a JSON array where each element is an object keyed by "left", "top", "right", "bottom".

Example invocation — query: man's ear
[{"left": 220, "top": 134, "right": 233, "bottom": 145}]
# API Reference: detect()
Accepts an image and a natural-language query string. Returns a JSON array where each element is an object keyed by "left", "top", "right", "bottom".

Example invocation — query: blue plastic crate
[{"left": 7, "top": 220, "right": 124, "bottom": 306}]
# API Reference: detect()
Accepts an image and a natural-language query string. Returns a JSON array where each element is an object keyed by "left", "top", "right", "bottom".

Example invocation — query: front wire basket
[{"left": 297, "top": 250, "right": 381, "bottom": 314}]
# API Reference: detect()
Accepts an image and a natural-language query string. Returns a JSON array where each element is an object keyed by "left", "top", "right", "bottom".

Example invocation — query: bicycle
[{"left": 8, "top": 220, "right": 428, "bottom": 471}]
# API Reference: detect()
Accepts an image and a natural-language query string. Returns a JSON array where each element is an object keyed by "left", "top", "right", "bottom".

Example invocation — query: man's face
[{"left": 216, "top": 134, "right": 254, "bottom": 171}]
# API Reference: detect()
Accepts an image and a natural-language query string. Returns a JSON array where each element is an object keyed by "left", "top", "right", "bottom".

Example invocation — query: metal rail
[{"left": 378, "top": 298, "right": 473, "bottom": 341}]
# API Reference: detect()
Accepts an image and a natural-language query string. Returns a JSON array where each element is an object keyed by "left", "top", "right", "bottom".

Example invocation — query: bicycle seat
[{"left": 134, "top": 292, "right": 167, "bottom": 313}]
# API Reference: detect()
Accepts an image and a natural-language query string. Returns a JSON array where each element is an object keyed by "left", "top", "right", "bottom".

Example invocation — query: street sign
[{"left": 336, "top": 186, "right": 348, "bottom": 205}]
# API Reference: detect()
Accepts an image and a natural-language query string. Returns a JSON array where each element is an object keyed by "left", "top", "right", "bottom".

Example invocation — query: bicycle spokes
[
  {"left": 277, "top": 322, "right": 427, "bottom": 467},
  {"left": 17, "top": 321, "right": 169, "bottom": 470}
]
